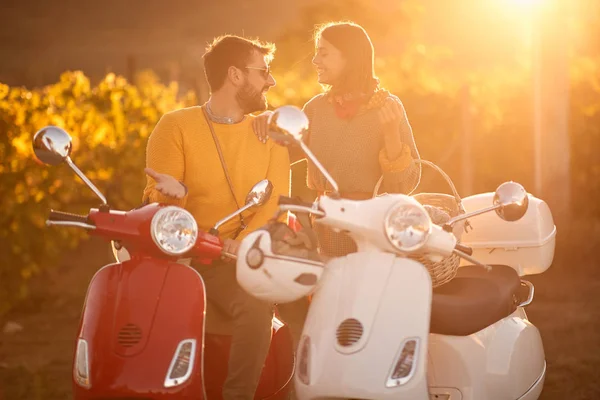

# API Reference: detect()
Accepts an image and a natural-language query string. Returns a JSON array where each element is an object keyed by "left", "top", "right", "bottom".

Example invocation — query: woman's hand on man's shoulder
[{"left": 252, "top": 111, "right": 274, "bottom": 144}]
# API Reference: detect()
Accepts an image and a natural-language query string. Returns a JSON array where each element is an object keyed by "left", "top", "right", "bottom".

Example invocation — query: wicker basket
[
  {"left": 373, "top": 160, "right": 467, "bottom": 287},
  {"left": 410, "top": 193, "right": 464, "bottom": 288}
]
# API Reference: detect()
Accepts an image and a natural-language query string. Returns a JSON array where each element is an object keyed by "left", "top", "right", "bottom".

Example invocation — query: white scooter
[{"left": 236, "top": 106, "right": 557, "bottom": 400}]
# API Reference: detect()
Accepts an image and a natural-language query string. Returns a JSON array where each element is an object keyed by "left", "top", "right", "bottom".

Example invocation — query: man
[{"left": 142, "top": 35, "right": 290, "bottom": 400}]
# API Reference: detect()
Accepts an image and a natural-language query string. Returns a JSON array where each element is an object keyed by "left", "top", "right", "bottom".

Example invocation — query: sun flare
[{"left": 508, "top": 0, "right": 543, "bottom": 8}]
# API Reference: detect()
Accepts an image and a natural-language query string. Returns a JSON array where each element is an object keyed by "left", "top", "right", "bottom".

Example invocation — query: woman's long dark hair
[{"left": 315, "top": 21, "right": 380, "bottom": 95}]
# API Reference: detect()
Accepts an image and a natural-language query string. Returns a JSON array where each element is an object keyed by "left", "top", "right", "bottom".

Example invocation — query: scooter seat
[{"left": 430, "top": 265, "right": 521, "bottom": 336}]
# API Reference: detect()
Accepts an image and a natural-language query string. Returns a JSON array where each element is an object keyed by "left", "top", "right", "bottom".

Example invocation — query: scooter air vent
[
  {"left": 117, "top": 323, "right": 143, "bottom": 348},
  {"left": 336, "top": 318, "right": 363, "bottom": 346}
]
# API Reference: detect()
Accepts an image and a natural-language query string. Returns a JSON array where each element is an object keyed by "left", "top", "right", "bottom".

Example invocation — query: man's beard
[{"left": 236, "top": 83, "right": 268, "bottom": 114}]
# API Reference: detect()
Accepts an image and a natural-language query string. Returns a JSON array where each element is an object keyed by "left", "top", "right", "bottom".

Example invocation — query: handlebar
[
  {"left": 47, "top": 210, "right": 96, "bottom": 229},
  {"left": 48, "top": 210, "right": 91, "bottom": 224},
  {"left": 221, "top": 250, "right": 238, "bottom": 260},
  {"left": 277, "top": 195, "right": 325, "bottom": 217},
  {"left": 455, "top": 243, "right": 473, "bottom": 256}
]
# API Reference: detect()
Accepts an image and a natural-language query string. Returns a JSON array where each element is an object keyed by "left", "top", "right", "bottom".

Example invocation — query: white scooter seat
[{"left": 430, "top": 265, "right": 522, "bottom": 336}]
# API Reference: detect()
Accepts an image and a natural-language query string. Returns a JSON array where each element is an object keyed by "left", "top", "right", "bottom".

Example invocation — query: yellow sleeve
[
  {"left": 238, "top": 143, "right": 291, "bottom": 240},
  {"left": 379, "top": 143, "right": 412, "bottom": 173},
  {"left": 379, "top": 97, "right": 422, "bottom": 194},
  {"left": 379, "top": 98, "right": 412, "bottom": 168},
  {"left": 142, "top": 113, "right": 189, "bottom": 207}
]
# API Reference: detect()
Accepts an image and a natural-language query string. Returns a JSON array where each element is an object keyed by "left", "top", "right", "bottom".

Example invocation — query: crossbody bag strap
[{"left": 201, "top": 107, "right": 247, "bottom": 239}]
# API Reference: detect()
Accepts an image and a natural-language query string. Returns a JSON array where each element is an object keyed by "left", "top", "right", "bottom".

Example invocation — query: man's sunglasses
[{"left": 245, "top": 66, "right": 271, "bottom": 79}]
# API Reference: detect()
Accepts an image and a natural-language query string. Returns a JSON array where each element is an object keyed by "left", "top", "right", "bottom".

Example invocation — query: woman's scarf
[{"left": 328, "top": 88, "right": 391, "bottom": 119}]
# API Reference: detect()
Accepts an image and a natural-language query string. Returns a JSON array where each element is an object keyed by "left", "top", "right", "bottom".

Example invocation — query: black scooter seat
[{"left": 430, "top": 265, "right": 522, "bottom": 336}]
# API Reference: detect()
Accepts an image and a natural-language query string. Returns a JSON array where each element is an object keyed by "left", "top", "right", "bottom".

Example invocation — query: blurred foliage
[
  {"left": 569, "top": 55, "right": 600, "bottom": 216},
  {"left": 0, "top": 71, "right": 196, "bottom": 315},
  {"left": 1, "top": 0, "right": 600, "bottom": 316}
]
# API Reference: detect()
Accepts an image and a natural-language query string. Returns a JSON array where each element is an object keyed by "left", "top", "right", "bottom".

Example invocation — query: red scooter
[{"left": 33, "top": 126, "right": 295, "bottom": 399}]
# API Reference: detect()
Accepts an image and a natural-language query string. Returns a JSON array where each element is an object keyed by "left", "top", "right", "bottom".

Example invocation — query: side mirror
[
  {"left": 212, "top": 179, "right": 274, "bottom": 233},
  {"left": 493, "top": 182, "right": 529, "bottom": 221},
  {"left": 245, "top": 179, "right": 273, "bottom": 207},
  {"left": 268, "top": 106, "right": 340, "bottom": 194},
  {"left": 33, "top": 126, "right": 73, "bottom": 166},
  {"left": 32, "top": 126, "right": 108, "bottom": 205},
  {"left": 445, "top": 181, "right": 529, "bottom": 228},
  {"left": 267, "top": 105, "right": 309, "bottom": 145}
]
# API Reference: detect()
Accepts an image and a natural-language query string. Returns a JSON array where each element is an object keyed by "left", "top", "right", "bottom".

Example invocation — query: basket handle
[{"left": 373, "top": 160, "right": 463, "bottom": 208}]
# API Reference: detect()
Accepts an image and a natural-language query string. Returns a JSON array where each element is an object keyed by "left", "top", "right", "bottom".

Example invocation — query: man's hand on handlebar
[{"left": 222, "top": 238, "right": 241, "bottom": 262}]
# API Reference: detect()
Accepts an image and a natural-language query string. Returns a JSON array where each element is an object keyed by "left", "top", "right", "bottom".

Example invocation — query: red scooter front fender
[
  {"left": 73, "top": 256, "right": 295, "bottom": 400},
  {"left": 73, "top": 257, "right": 207, "bottom": 399}
]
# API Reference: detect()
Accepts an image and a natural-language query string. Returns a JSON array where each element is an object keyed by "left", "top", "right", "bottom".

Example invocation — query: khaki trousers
[{"left": 194, "top": 261, "right": 274, "bottom": 400}]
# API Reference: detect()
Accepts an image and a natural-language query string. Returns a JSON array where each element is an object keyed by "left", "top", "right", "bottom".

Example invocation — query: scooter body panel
[
  {"left": 428, "top": 308, "right": 546, "bottom": 400},
  {"left": 73, "top": 258, "right": 295, "bottom": 399},
  {"left": 73, "top": 257, "right": 207, "bottom": 398},
  {"left": 295, "top": 252, "right": 432, "bottom": 400},
  {"left": 295, "top": 252, "right": 546, "bottom": 400}
]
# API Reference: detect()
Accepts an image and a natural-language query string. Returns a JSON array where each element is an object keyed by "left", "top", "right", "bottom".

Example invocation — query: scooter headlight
[
  {"left": 151, "top": 206, "right": 198, "bottom": 256},
  {"left": 384, "top": 203, "right": 431, "bottom": 252}
]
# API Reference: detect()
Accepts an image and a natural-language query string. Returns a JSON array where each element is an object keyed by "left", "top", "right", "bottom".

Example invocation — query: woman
[{"left": 254, "top": 21, "right": 421, "bottom": 256}]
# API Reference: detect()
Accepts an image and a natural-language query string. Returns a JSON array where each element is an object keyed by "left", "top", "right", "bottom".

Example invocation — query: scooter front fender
[{"left": 296, "top": 252, "right": 432, "bottom": 400}]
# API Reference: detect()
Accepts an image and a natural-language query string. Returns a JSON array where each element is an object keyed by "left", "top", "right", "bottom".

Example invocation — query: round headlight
[
  {"left": 384, "top": 203, "right": 432, "bottom": 252},
  {"left": 151, "top": 206, "right": 198, "bottom": 256}
]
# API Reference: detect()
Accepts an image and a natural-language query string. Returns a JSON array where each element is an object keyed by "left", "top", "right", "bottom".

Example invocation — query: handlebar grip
[
  {"left": 455, "top": 243, "right": 473, "bottom": 256},
  {"left": 278, "top": 195, "right": 314, "bottom": 208},
  {"left": 48, "top": 210, "right": 91, "bottom": 225}
]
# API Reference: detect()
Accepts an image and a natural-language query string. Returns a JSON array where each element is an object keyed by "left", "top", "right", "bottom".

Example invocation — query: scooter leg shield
[
  {"left": 73, "top": 259, "right": 206, "bottom": 398},
  {"left": 295, "top": 252, "right": 432, "bottom": 400}
]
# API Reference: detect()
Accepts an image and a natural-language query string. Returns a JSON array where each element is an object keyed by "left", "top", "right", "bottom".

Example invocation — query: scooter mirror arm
[
  {"left": 212, "top": 202, "right": 255, "bottom": 233},
  {"left": 298, "top": 141, "right": 340, "bottom": 195},
  {"left": 444, "top": 204, "right": 500, "bottom": 229},
  {"left": 65, "top": 157, "right": 108, "bottom": 206}
]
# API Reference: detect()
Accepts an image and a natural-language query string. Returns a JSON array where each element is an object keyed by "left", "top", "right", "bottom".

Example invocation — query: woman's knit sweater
[{"left": 302, "top": 92, "right": 421, "bottom": 196}]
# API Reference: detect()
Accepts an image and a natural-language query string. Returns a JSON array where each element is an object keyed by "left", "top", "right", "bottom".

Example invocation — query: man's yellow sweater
[{"left": 142, "top": 105, "right": 290, "bottom": 240}]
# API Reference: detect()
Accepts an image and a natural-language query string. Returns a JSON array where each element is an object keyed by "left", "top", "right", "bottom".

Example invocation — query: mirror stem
[
  {"left": 213, "top": 201, "right": 255, "bottom": 231},
  {"left": 444, "top": 204, "right": 501, "bottom": 229},
  {"left": 299, "top": 141, "right": 339, "bottom": 194},
  {"left": 65, "top": 157, "right": 108, "bottom": 205}
]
